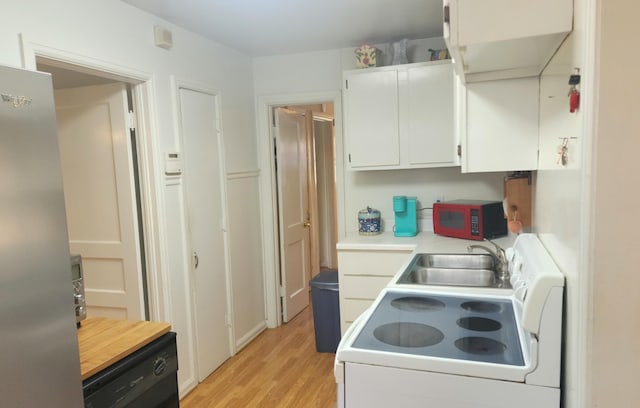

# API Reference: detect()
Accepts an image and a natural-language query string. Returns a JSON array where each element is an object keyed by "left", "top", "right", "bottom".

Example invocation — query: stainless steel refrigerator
[{"left": 0, "top": 64, "right": 84, "bottom": 406}]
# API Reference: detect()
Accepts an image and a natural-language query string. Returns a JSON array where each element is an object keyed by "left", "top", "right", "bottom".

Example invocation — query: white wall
[
  {"left": 253, "top": 38, "right": 448, "bottom": 96},
  {"left": 589, "top": 0, "right": 640, "bottom": 405},
  {"left": 535, "top": 0, "right": 588, "bottom": 406},
  {"left": 253, "top": 38, "right": 506, "bottom": 237},
  {"left": 536, "top": 0, "right": 640, "bottom": 406},
  {"left": 1, "top": 0, "right": 264, "bottom": 396},
  {"left": 344, "top": 168, "right": 504, "bottom": 233}
]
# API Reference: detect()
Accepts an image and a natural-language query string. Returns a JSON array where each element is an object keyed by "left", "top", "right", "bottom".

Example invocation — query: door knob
[
  {"left": 193, "top": 251, "right": 199, "bottom": 269},
  {"left": 304, "top": 222, "right": 311, "bottom": 228}
]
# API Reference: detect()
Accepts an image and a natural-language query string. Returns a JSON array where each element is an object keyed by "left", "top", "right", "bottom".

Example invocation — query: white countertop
[{"left": 337, "top": 231, "right": 515, "bottom": 253}]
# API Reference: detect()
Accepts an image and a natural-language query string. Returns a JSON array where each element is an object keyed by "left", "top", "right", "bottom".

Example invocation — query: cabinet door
[
  {"left": 462, "top": 77, "right": 539, "bottom": 172},
  {"left": 446, "top": 0, "right": 573, "bottom": 83},
  {"left": 456, "top": 0, "right": 572, "bottom": 45},
  {"left": 337, "top": 249, "right": 412, "bottom": 334},
  {"left": 344, "top": 70, "right": 399, "bottom": 168},
  {"left": 406, "top": 64, "right": 457, "bottom": 166}
]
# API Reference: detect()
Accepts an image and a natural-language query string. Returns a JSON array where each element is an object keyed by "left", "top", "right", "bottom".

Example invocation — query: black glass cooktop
[{"left": 352, "top": 291, "right": 524, "bottom": 366}]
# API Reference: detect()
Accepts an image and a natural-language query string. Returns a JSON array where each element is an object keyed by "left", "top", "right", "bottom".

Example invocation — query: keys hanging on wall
[
  {"left": 557, "top": 138, "right": 569, "bottom": 167},
  {"left": 568, "top": 68, "right": 581, "bottom": 113}
]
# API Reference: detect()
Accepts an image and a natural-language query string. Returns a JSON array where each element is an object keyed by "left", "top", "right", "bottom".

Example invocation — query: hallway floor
[{"left": 180, "top": 306, "right": 337, "bottom": 407}]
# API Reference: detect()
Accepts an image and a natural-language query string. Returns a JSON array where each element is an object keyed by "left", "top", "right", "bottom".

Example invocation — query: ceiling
[{"left": 121, "top": 0, "right": 444, "bottom": 57}]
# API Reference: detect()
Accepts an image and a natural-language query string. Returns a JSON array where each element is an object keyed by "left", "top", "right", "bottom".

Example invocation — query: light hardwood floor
[{"left": 180, "top": 306, "right": 337, "bottom": 408}]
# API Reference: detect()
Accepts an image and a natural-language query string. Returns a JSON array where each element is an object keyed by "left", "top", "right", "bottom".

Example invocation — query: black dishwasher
[{"left": 83, "top": 332, "right": 179, "bottom": 408}]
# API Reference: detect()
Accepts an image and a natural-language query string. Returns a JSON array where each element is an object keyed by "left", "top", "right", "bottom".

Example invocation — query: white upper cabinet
[
  {"left": 344, "top": 61, "right": 458, "bottom": 171},
  {"left": 459, "top": 76, "right": 540, "bottom": 173},
  {"left": 443, "top": 0, "right": 573, "bottom": 83},
  {"left": 344, "top": 69, "right": 400, "bottom": 168},
  {"left": 406, "top": 63, "right": 456, "bottom": 166}
]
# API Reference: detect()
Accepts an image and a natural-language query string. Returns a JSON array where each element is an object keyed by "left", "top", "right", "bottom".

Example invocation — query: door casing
[
  {"left": 257, "top": 92, "right": 345, "bottom": 328},
  {"left": 22, "top": 42, "right": 168, "bottom": 324}
]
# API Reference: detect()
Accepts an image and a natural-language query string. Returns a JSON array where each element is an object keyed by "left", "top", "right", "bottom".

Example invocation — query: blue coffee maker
[{"left": 393, "top": 196, "right": 417, "bottom": 237}]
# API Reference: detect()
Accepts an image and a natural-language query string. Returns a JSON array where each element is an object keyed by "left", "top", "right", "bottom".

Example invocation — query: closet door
[{"left": 179, "top": 87, "right": 232, "bottom": 382}]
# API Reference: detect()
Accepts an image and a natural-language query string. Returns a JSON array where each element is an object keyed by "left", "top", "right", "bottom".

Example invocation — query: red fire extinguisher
[{"left": 569, "top": 69, "right": 581, "bottom": 113}]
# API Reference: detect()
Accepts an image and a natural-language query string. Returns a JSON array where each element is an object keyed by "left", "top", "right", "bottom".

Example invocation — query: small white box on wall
[
  {"left": 164, "top": 152, "right": 182, "bottom": 176},
  {"left": 154, "top": 25, "right": 173, "bottom": 50}
]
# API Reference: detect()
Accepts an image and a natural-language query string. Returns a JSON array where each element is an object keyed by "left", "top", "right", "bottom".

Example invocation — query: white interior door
[
  {"left": 275, "top": 107, "right": 311, "bottom": 322},
  {"left": 179, "top": 88, "right": 231, "bottom": 381},
  {"left": 314, "top": 119, "right": 339, "bottom": 269},
  {"left": 305, "top": 110, "right": 320, "bottom": 281},
  {"left": 55, "top": 83, "right": 144, "bottom": 320}
]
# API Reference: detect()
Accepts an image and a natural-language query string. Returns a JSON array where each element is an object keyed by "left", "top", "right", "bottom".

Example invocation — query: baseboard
[
  {"left": 235, "top": 321, "right": 268, "bottom": 351},
  {"left": 178, "top": 376, "right": 198, "bottom": 400}
]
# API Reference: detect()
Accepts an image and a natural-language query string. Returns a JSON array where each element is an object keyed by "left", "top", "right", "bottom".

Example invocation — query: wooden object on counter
[
  {"left": 504, "top": 175, "right": 532, "bottom": 228},
  {"left": 77, "top": 317, "right": 171, "bottom": 380}
]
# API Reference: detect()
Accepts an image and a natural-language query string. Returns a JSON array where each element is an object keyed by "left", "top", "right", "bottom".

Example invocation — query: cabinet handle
[
  {"left": 443, "top": 5, "right": 450, "bottom": 24},
  {"left": 304, "top": 222, "right": 311, "bottom": 228},
  {"left": 193, "top": 251, "right": 199, "bottom": 269}
]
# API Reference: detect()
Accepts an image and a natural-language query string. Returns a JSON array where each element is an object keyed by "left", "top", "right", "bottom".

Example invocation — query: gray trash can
[{"left": 310, "top": 270, "right": 341, "bottom": 353}]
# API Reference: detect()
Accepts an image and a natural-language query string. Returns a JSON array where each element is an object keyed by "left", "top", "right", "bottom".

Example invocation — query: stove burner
[
  {"left": 457, "top": 317, "right": 502, "bottom": 332},
  {"left": 460, "top": 301, "right": 502, "bottom": 313},
  {"left": 390, "top": 296, "right": 445, "bottom": 312},
  {"left": 454, "top": 337, "right": 507, "bottom": 355},
  {"left": 373, "top": 322, "right": 444, "bottom": 348}
]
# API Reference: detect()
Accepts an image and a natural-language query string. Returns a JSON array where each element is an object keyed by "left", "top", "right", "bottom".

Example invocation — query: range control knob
[{"left": 153, "top": 357, "right": 167, "bottom": 376}]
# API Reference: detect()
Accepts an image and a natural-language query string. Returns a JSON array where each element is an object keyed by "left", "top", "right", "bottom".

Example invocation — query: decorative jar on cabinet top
[{"left": 354, "top": 44, "right": 379, "bottom": 68}]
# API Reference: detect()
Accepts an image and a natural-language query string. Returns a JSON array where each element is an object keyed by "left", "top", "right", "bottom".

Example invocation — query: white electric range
[{"left": 334, "top": 234, "right": 565, "bottom": 407}]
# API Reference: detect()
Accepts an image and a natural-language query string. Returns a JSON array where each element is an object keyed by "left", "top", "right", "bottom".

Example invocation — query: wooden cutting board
[
  {"left": 504, "top": 176, "right": 532, "bottom": 228},
  {"left": 77, "top": 317, "right": 171, "bottom": 380}
]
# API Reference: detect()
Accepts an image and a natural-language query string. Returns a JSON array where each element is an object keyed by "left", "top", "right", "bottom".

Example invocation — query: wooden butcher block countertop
[{"left": 77, "top": 317, "right": 171, "bottom": 380}]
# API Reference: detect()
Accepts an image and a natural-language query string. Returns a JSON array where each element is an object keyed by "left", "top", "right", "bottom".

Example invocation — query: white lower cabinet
[
  {"left": 337, "top": 249, "right": 412, "bottom": 334},
  {"left": 344, "top": 61, "right": 458, "bottom": 170}
]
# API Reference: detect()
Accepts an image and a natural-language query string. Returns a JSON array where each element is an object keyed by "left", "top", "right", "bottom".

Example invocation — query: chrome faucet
[{"left": 467, "top": 238, "right": 510, "bottom": 285}]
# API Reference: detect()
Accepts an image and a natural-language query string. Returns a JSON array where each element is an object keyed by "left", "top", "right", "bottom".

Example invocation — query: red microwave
[{"left": 433, "top": 200, "right": 507, "bottom": 240}]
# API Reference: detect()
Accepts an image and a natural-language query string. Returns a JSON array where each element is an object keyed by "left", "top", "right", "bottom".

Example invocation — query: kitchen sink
[
  {"left": 415, "top": 253, "right": 495, "bottom": 270},
  {"left": 397, "top": 253, "right": 501, "bottom": 288},
  {"left": 401, "top": 267, "right": 496, "bottom": 287}
]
